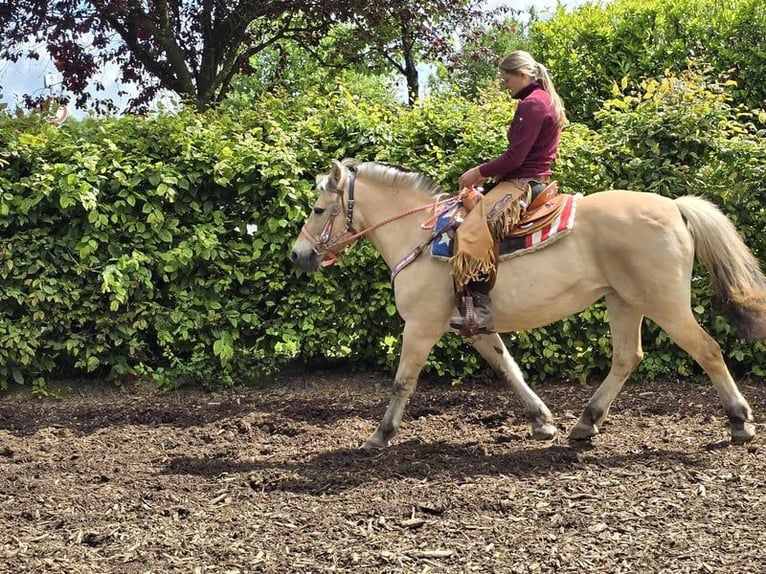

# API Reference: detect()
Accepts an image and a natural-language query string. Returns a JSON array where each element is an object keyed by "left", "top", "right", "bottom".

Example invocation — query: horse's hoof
[
  {"left": 530, "top": 423, "right": 557, "bottom": 441},
  {"left": 731, "top": 421, "right": 756, "bottom": 445},
  {"left": 568, "top": 421, "right": 598, "bottom": 442},
  {"left": 360, "top": 436, "right": 388, "bottom": 450}
]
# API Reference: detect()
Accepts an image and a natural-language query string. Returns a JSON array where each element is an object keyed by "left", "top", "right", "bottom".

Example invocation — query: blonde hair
[{"left": 499, "top": 51, "right": 567, "bottom": 129}]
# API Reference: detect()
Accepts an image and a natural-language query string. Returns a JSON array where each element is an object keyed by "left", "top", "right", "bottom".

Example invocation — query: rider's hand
[{"left": 458, "top": 166, "right": 486, "bottom": 189}]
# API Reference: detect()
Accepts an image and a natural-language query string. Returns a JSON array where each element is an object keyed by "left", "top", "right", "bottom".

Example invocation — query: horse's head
[{"left": 290, "top": 159, "right": 357, "bottom": 272}]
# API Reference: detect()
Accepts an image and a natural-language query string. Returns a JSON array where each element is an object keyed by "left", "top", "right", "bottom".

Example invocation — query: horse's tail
[{"left": 675, "top": 195, "right": 766, "bottom": 340}]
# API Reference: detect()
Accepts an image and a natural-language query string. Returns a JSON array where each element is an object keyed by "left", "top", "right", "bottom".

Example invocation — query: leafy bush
[
  {"left": 1, "top": 64, "right": 765, "bottom": 390},
  {"left": 0, "top": 108, "right": 306, "bottom": 389},
  {"left": 531, "top": 0, "right": 766, "bottom": 124}
]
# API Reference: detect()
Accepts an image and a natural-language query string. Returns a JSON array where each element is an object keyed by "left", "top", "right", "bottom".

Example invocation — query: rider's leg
[{"left": 450, "top": 274, "right": 495, "bottom": 336}]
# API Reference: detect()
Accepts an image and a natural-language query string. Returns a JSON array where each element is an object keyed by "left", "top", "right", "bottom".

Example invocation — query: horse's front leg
[
  {"left": 471, "top": 334, "right": 557, "bottom": 440},
  {"left": 363, "top": 321, "right": 442, "bottom": 449}
]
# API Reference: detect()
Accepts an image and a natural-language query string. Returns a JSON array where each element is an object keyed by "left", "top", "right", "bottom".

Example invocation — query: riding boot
[{"left": 449, "top": 279, "right": 495, "bottom": 336}]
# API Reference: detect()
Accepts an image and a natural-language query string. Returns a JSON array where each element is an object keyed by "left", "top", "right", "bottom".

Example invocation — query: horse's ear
[{"left": 330, "top": 160, "right": 346, "bottom": 189}]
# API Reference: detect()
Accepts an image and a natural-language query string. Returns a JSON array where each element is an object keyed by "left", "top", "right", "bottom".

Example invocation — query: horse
[{"left": 290, "top": 159, "right": 766, "bottom": 448}]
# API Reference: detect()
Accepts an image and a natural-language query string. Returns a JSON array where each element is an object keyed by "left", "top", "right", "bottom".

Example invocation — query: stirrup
[{"left": 450, "top": 293, "right": 494, "bottom": 337}]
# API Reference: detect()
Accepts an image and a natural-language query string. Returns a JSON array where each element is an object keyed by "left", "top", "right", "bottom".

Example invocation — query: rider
[{"left": 450, "top": 50, "right": 567, "bottom": 336}]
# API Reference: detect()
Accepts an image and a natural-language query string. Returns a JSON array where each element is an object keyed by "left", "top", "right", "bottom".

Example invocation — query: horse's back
[
  {"left": 500, "top": 189, "right": 688, "bottom": 274},
  {"left": 491, "top": 189, "right": 694, "bottom": 328},
  {"left": 575, "top": 189, "right": 692, "bottom": 256},
  {"left": 577, "top": 189, "right": 680, "bottom": 224}
]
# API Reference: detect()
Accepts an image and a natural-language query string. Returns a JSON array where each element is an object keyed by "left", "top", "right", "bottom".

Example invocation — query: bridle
[
  {"left": 300, "top": 166, "right": 459, "bottom": 269},
  {"left": 300, "top": 168, "right": 360, "bottom": 267}
]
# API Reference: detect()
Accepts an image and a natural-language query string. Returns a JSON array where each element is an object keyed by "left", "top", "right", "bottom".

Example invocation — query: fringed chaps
[{"left": 450, "top": 181, "right": 531, "bottom": 290}]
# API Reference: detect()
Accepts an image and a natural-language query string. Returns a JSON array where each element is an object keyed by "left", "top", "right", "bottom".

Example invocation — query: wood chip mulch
[{"left": 1, "top": 373, "right": 764, "bottom": 573}]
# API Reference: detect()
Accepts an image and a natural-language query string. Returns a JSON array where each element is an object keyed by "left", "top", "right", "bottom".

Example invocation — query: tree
[
  {"left": 326, "top": 1, "right": 496, "bottom": 105},
  {"left": 0, "top": 0, "right": 502, "bottom": 113},
  {"left": 0, "top": 0, "right": 356, "bottom": 112},
  {"left": 438, "top": 15, "right": 530, "bottom": 99}
]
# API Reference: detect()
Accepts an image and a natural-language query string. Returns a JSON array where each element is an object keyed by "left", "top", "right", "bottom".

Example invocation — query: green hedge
[
  {"left": 531, "top": 0, "right": 766, "bottom": 124},
  {"left": 1, "top": 72, "right": 765, "bottom": 390}
]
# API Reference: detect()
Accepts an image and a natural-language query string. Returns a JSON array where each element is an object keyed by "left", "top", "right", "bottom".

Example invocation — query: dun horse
[{"left": 291, "top": 159, "right": 766, "bottom": 447}]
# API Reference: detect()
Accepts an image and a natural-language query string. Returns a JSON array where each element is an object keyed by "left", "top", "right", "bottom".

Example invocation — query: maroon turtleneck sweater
[{"left": 478, "top": 82, "right": 561, "bottom": 181}]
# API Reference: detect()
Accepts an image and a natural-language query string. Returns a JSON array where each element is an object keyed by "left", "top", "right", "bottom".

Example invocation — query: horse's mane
[{"left": 344, "top": 159, "right": 444, "bottom": 197}]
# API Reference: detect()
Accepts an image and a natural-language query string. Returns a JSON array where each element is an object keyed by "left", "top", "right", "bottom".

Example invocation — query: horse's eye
[{"left": 313, "top": 207, "right": 325, "bottom": 215}]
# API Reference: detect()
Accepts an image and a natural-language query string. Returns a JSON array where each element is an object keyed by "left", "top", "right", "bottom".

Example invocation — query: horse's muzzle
[{"left": 290, "top": 244, "right": 321, "bottom": 272}]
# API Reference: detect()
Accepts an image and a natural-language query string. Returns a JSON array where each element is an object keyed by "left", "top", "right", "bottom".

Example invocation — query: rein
[{"left": 301, "top": 169, "right": 460, "bottom": 269}]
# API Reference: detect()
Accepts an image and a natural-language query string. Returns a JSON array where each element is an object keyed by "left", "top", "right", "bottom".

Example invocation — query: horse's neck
[{"left": 356, "top": 181, "right": 433, "bottom": 269}]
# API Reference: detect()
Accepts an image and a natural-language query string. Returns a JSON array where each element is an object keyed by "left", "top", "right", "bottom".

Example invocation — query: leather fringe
[
  {"left": 491, "top": 201, "right": 524, "bottom": 241},
  {"left": 450, "top": 248, "right": 496, "bottom": 287},
  {"left": 451, "top": 196, "right": 524, "bottom": 289}
]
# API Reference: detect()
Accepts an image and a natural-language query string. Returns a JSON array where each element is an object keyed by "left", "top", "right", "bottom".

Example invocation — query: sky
[{"left": 0, "top": 0, "right": 590, "bottom": 116}]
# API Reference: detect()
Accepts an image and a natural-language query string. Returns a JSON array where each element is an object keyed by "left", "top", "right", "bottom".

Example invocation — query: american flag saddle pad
[{"left": 431, "top": 193, "right": 581, "bottom": 261}]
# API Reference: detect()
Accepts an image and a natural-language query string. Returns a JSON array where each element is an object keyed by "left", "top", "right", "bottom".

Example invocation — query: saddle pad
[{"left": 431, "top": 193, "right": 581, "bottom": 261}]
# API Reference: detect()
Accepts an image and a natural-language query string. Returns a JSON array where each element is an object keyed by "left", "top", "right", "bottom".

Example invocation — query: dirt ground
[{"left": 0, "top": 371, "right": 765, "bottom": 574}]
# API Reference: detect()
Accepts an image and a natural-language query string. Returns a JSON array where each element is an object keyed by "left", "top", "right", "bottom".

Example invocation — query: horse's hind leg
[
  {"left": 471, "top": 334, "right": 557, "bottom": 440},
  {"left": 363, "top": 321, "right": 442, "bottom": 449},
  {"left": 650, "top": 308, "right": 755, "bottom": 444},
  {"left": 570, "top": 294, "right": 644, "bottom": 441}
]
